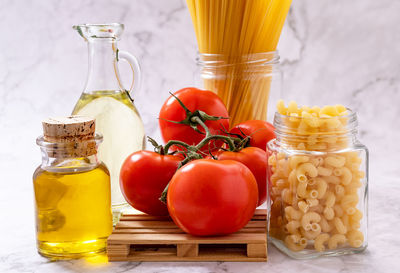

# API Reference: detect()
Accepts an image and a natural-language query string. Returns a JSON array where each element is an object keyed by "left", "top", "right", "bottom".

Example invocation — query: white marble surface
[{"left": 1, "top": 0, "right": 399, "bottom": 272}]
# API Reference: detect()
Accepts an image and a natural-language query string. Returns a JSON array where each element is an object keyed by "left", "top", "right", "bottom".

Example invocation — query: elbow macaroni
[
  {"left": 314, "top": 233, "right": 330, "bottom": 252},
  {"left": 298, "top": 200, "right": 309, "bottom": 213},
  {"left": 301, "top": 212, "right": 321, "bottom": 231},
  {"left": 328, "top": 234, "right": 347, "bottom": 250},
  {"left": 325, "top": 156, "right": 346, "bottom": 168},
  {"left": 323, "top": 206, "right": 335, "bottom": 220},
  {"left": 316, "top": 178, "right": 328, "bottom": 199},
  {"left": 324, "top": 191, "right": 336, "bottom": 207},
  {"left": 286, "top": 220, "right": 301, "bottom": 235},
  {"left": 317, "top": 166, "right": 333, "bottom": 176},
  {"left": 296, "top": 163, "right": 318, "bottom": 182},
  {"left": 306, "top": 198, "right": 319, "bottom": 207},
  {"left": 284, "top": 234, "right": 308, "bottom": 251},
  {"left": 320, "top": 217, "right": 332, "bottom": 233},
  {"left": 347, "top": 230, "right": 364, "bottom": 248},
  {"left": 310, "top": 156, "right": 324, "bottom": 167},
  {"left": 285, "top": 206, "right": 303, "bottom": 221},
  {"left": 335, "top": 167, "right": 353, "bottom": 185},
  {"left": 289, "top": 155, "right": 309, "bottom": 169},
  {"left": 269, "top": 101, "right": 366, "bottom": 253},
  {"left": 333, "top": 217, "right": 347, "bottom": 234}
]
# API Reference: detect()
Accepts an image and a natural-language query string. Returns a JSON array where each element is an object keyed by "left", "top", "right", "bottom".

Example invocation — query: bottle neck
[
  {"left": 36, "top": 135, "right": 103, "bottom": 172},
  {"left": 84, "top": 39, "right": 122, "bottom": 93},
  {"left": 40, "top": 154, "right": 100, "bottom": 172}
]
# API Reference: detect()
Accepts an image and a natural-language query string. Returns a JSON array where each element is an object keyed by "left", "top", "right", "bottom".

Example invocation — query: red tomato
[
  {"left": 167, "top": 159, "right": 258, "bottom": 236},
  {"left": 159, "top": 88, "right": 229, "bottom": 152},
  {"left": 230, "top": 120, "right": 275, "bottom": 151},
  {"left": 217, "top": 147, "right": 267, "bottom": 206},
  {"left": 120, "top": 151, "right": 181, "bottom": 216}
]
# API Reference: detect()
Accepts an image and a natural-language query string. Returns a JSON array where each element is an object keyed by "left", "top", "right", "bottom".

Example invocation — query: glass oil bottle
[
  {"left": 72, "top": 24, "right": 145, "bottom": 221},
  {"left": 33, "top": 116, "right": 112, "bottom": 259}
]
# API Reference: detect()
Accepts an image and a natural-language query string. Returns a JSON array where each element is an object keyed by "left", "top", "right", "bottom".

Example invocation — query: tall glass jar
[
  {"left": 267, "top": 108, "right": 368, "bottom": 259},
  {"left": 196, "top": 52, "right": 282, "bottom": 127},
  {"left": 33, "top": 116, "right": 112, "bottom": 259}
]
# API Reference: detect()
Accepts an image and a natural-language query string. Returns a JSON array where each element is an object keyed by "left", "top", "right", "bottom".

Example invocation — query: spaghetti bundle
[{"left": 187, "top": 0, "right": 292, "bottom": 126}]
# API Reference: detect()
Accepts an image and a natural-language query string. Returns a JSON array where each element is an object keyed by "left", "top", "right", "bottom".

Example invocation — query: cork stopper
[
  {"left": 42, "top": 116, "right": 95, "bottom": 142},
  {"left": 41, "top": 116, "right": 97, "bottom": 158}
]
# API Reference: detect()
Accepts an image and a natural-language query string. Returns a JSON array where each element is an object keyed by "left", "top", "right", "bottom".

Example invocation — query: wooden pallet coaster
[{"left": 107, "top": 209, "right": 267, "bottom": 262}]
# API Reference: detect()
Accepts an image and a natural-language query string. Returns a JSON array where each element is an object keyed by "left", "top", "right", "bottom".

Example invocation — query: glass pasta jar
[
  {"left": 266, "top": 103, "right": 368, "bottom": 259},
  {"left": 196, "top": 52, "right": 282, "bottom": 127}
]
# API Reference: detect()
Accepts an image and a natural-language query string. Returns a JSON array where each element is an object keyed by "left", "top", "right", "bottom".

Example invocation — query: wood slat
[
  {"left": 108, "top": 248, "right": 266, "bottom": 262},
  {"left": 113, "top": 228, "right": 183, "bottom": 234},
  {"left": 113, "top": 227, "right": 266, "bottom": 234},
  {"left": 121, "top": 209, "right": 266, "bottom": 222},
  {"left": 120, "top": 215, "right": 171, "bottom": 221},
  {"left": 244, "top": 221, "right": 267, "bottom": 228},
  {"left": 247, "top": 243, "right": 267, "bottom": 258},
  {"left": 116, "top": 220, "right": 177, "bottom": 229},
  {"left": 252, "top": 215, "right": 267, "bottom": 220},
  {"left": 106, "top": 244, "right": 130, "bottom": 257},
  {"left": 254, "top": 209, "right": 267, "bottom": 215},
  {"left": 177, "top": 244, "right": 199, "bottom": 257},
  {"left": 116, "top": 219, "right": 266, "bottom": 229},
  {"left": 108, "top": 232, "right": 265, "bottom": 245},
  {"left": 122, "top": 209, "right": 266, "bottom": 218}
]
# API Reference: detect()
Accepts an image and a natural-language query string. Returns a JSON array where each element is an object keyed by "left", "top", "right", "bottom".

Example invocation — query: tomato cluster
[{"left": 120, "top": 87, "right": 275, "bottom": 236}]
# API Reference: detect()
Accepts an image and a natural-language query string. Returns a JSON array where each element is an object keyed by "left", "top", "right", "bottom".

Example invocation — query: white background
[{"left": 0, "top": 0, "right": 399, "bottom": 272}]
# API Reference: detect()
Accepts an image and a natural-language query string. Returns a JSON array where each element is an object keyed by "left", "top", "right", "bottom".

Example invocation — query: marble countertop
[
  {"left": 1, "top": 169, "right": 399, "bottom": 273},
  {"left": 1, "top": 0, "right": 400, "bottom": 272}
]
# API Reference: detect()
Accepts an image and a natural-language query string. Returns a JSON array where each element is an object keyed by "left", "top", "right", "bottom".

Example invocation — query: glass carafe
[{"left": 72, "top": 23, "right": 145, "bottom": 221}]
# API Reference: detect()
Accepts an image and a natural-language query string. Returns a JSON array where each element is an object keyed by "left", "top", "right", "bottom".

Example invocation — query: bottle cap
[
  {"left": 41, "top": 116, "right": 97, "bottom": 157},
  {"left": 42, "top": 116, "right": 95, "bottom": 142}
]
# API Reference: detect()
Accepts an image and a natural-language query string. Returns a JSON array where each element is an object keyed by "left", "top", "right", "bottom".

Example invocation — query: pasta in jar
[{"left": 267, "top": 100, "right": 368, "bottom": 258}]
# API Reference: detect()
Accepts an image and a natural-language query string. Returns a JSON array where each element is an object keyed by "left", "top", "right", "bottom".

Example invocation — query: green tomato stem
[
  {"left": 164, "top": 140, "right": 192, "bottom": 154},
  {"left": 191, "top": 116, "right": 239, "bottom": 151},
  {"left": 158, "top": 95, "right": 243, "bottom": 204}
]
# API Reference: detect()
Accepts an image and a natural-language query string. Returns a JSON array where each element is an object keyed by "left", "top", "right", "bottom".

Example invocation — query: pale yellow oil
[
  {"left": 33, "top": 163, "right": 112, "bottom": 258},
  {"left": 72, "top": 91, "right": 145, "bottom": 216}
]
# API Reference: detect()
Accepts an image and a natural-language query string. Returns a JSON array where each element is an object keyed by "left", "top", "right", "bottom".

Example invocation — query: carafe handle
[{"left": 118, "top": 50, "right": 142, "bottom": 96}]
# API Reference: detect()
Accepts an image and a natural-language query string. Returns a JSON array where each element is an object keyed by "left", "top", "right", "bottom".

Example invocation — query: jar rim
[
  {"left": 73, "top": 23, "right": 124, "bottom": 41},
  {"left": 274, "top": 107, "right": 357, "bottom": 120},
  {"left": 197, "top": 51, "right": 280, "bottom": 66},
  {"left": 273, "top": 108, "right": 358, "bottom": 138}
]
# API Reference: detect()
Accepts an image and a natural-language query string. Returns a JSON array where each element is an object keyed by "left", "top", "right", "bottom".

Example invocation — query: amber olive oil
[
  {"left": 33, "top": 163, "right": 112, "bottom": 258},
  {"left": 72, "top": 90, "right": 145, "bottom": 214}
]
